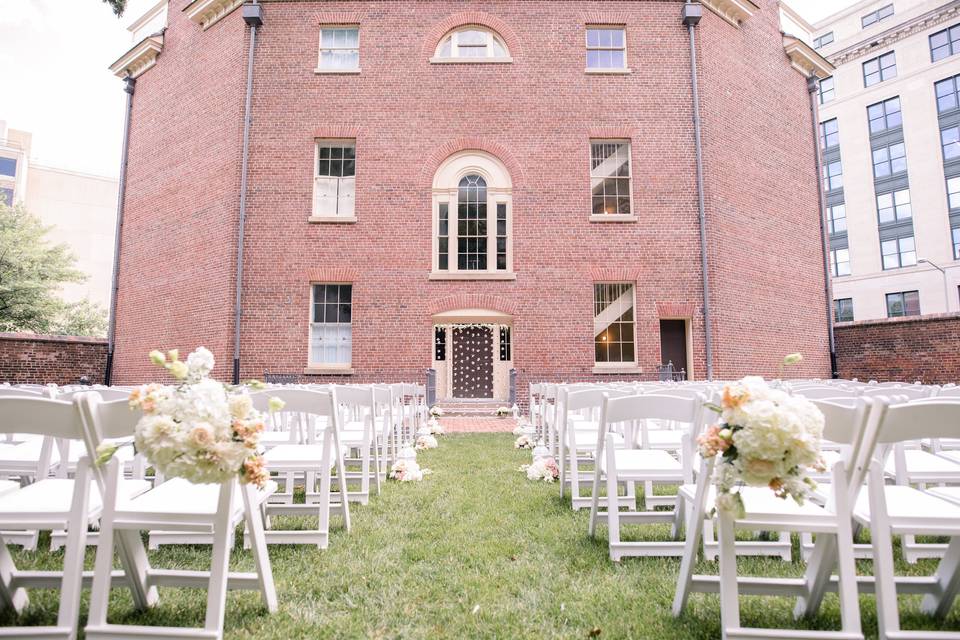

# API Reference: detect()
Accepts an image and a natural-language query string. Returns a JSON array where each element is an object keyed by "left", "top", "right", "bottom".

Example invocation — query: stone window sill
[
  {"left": 592, "top": 365, "right": 642, "bottom": 375},
  {"left": 308, "top": 215, "right": 357, "bottom": 224},
  {"left": 430, "top": 57, "right": 513, "bottom": 65},
  {"left": 585, "top": 68, "right": 632, "bottom": 75},
  {"left": 304, "top": 365, "right": 354, "bottom": 375},
  {"left": 314, "top": 68, "right": 361, "bottom": 75},
  {"left": 590, "top": 214, "right": 637, "bottom": 223},
  {"left": 429, "top": 272, "right": 517, "bottom": 281}
]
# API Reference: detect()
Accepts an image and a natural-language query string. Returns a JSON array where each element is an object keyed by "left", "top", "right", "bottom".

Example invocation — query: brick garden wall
[
  {"left": 835, "top": 313, "right": 960, "bottom": 384},
  {"left": 0, "top": 333, "right": 107, "bottom": 385}
]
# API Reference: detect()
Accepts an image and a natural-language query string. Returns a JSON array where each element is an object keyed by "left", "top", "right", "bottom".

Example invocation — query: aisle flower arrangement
[
  {"left": 696, "top": 375, "right": 824, "bottom": 517},
  {"left": 520, "top": 456, "right": 560, "bottom": 483},
  {"left": 416, "top": 434, "right": 439, "bottom": 450},
  {"left": 495, "top": 406, "right": 512, "bottom": 418},
  {"left": 116, "top": 347, "right": 282, "bottom": 488},
  {"left": 426, "top": 418, "right": 445, "bottom": 436},
  {"left": 514, "top": 435, "right": 534, "bottom": 449},
  {"left": 389, "top": 459, "right": 432, "bottom": 482},
  {"left": 429, "top": 406, "right": 444, "bottom": 418}
]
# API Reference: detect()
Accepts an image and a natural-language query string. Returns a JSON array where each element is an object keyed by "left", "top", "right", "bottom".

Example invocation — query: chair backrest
[
  {"left": 0, "top": 396, "right": 82, "bottom": 439},
  {"left": 860, "top": 385, "right": 934, "bottom": 400},
  {"left": 936, "top": 386, "right": 960, "bottom": 399},
  {"left": 250, "top": 388, "right": 334, "bottom": 418},
  {"left": 810, "top": 397, "right": 874, "bottom": 488},
  {"left": 603, "top": 393, "right": 705, "bottom": 430},
  {"left": 58, "top": 387, "right": 132, "bottom": 402},
  {"left": 0, "top": 387, "right": 46, "bottom": 398},
  {"left": 795, "top": 386, "right": 859, "bottom": 399}
]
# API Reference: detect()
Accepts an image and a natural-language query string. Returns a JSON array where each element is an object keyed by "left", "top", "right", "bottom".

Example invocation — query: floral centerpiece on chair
[
  {"left": 118, "top": 347, "right": 277, "bottom": 488},
  {"left": 697, "top": 376, "right": 824, "bottom": 517}
]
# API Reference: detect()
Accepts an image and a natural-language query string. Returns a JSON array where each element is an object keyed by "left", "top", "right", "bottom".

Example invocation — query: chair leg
[
  {"left": 869, "top": 466, "right": 901, "bottom": 639},
  {"left": 717, "top": 510, "right": 741, "bottom": 636},
  {"left": 672, "top": 493, "right": 705, "bottom": 616},
  {"left": 921, "top": 536, "right": 960, "bottom": 618},
  {"left": 587, "top": 438, "right": 606, "bottom": 538},
  {"left": 605, "top": 444, "right": 620, "bottom": 560},
  {"left": 203, "top": 482, "right": 236, "bottom": 635},
  {"left": 794, "top": 534, "right": 837, "bottom": 619},
  {"left": 0, "top": 539, "right": 27, "bottom": 613},
  {"left": 242, "top": 483, "right": 278, "bottom": 612},
  {"left": 56, "top": 461, "right": 93, "bottom": 637}
]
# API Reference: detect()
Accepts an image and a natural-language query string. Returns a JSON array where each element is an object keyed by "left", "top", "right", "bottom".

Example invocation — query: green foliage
[
  {"left": 102, "top": 0, "right": 125, "bottom": 16},
  {"left": 52, "top": 299, "right": 108, "bottom": 337},
  {"left": 0, "top": 201, "right": 95, "bottom": 335}
]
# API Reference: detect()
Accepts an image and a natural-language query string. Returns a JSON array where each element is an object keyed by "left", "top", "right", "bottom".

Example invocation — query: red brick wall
[
  {"left": 0, "top": 334, "right": 107, "bottom": 385},
  {"left": 835, "top": 313, "right": 960, "bottom": 384},
  {"left": 697, "top": 0, "right": 831, "bottom": 380},
  {"left": 113, "top": 0, "right": 831, "bottom": 398}
]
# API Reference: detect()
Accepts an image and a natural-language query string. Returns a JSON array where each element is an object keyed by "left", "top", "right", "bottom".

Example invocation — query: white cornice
[
  {"left": 783, "top": 35, "right": 834, "bottom": 79},
  {"left": 109, "top": 34, "right": 163, "bottom": 79},
  {"left": 701, "top": 0, "right": 759, "bottom": 28},
  {"left": 829, "top": 1, "right": 960, "bottom": 66},
  {"left": 183, "top": 0, "right": 244, "bottom": 31}
]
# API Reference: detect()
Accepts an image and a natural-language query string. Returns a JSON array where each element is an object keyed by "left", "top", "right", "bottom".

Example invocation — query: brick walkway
[{"left": 439, "top": 417, "right": 517, "bottom": 433}]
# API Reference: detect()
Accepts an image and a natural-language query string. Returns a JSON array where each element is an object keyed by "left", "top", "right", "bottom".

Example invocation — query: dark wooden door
[
  {"left": 452, "top": 326, "right": 493, "bottom": 398},
  {"left": 660, "top": 319, "right": 688, "bottom": 377}
]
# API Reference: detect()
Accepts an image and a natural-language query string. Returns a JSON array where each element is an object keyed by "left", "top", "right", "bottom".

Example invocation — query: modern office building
[
  {"left": 0, "top": 121, "right": 118, "bottom": 309},
  {"left": 107, "top": 0, "right": 834, "bottom": 399},
  {"left": 805, "top": 0, "right": 960, "bottom": 322}
]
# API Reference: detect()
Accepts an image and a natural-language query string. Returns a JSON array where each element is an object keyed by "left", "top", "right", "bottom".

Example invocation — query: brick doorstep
[{"left": 439, "top": 417, "right": 517, "bottom": 433}]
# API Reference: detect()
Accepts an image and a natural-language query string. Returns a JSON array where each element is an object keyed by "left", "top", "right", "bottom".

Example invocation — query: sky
[{"left": 0, "top": 0, "right": 859, "bottom": 180}]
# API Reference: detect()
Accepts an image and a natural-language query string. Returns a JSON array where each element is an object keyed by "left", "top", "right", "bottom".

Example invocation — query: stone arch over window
[
  {"left": 432, "top": 151, "right": 513, "bottom": 277},
  {"left": 432, "top": 26, "right": 511, "bottom": 62},
  {"left": 423, "top": 11, "right": 521, "bottom": 60}
]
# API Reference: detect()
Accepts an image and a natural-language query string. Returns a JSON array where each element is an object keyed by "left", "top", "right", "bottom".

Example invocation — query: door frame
[
  {"left": 658, "top": 317, "right": 694, "bottom": 381},
  {"left": 431, "top": 308, "right": 513, "bottom": 401}
]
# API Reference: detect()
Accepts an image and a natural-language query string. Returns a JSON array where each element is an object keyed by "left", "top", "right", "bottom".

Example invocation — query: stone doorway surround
[{"left": 431, "top": 308, "right": 513, "bottom": 402}]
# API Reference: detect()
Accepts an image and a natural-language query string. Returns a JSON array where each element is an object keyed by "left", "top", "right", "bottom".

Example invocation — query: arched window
[
  {"left": 433, "top": 27, "right": 511, "bottom": 62},
  {"left": 433, "top": 152, "right": 512, "bottom": 277}
]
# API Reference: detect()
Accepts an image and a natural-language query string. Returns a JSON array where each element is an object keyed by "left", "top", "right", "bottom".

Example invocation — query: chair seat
[
  {"left": 679, "top": 484, "right": 828, "bottom": 519},
  {"left": 119, "top": 477, "right": 277, "bottom": 516},
  {"left": 571, "top": 431, "right": 623, "bottom": 450},
  {"left": 259, "top": 431, "right": 294, "bottom": 445},
  {"left": 0, "top": 480, "right": 20, "bottom": 497},
  {"left": 924, "top": 485, "right": 960, "bottom": 507},
  {"left": 644, "top": 430, "right": 684, "bottom": 448},
  {"left": 603, "top": 448, "right": 682, "bottom": 477},
  {"left": 340, "top": 430, "right": 369, "bottom": 446},
  {"left": 886, "top": 449, "right": 960, "bottom": 478},
  {"left": 264, "top": 444, "right": 336, "bottom": 471},
  {"left": 854, "top": 484, "right": 960, "bottom": 523},
  {"left": 0, "top": 478, "right": 150, "bottom": 519}
]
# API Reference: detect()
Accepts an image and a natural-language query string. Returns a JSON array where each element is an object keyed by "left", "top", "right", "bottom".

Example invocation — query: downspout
[
  {"left": 807, "top": 75, "right": 838, "bottom": 377},
  {"left": 683, "top": 2, "right": 713, "bottom": 380},
  {"left": 233, "top": 1, "right": 263, "bottom": 384},
  {"left": 105, "top": 75, "right": 136, "bottom": 385}
]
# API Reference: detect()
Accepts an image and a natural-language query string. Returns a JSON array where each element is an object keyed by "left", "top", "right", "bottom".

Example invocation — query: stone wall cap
[
  {"left": 835, "top": 311, "right": 960, "bottom": 329},
  {"left": 0, "top": 332, "right": 108, "bottom": 345}
]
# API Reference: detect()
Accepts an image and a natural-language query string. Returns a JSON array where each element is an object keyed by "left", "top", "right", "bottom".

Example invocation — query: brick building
[{"left": 108, "top": 0, "right": 834, "bottom": 402}]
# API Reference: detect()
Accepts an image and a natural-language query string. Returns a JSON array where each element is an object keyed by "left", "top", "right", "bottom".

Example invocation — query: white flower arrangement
[
  {"left": 512, "top": 425, "right": 526, "bottom": 436},
  {"left": 697, "top": 375, "right": 824, "bottom": 517},
  {"left": 389, "top": 459, "right": 432, "bottom": 482},
  {"left": 520, "top": 456, "right": 560, "bottom": 483},
  {"left": 429, "top": 406, "right": 444, "bottom": 418},
  {"left": 495, "top": 406, "right": 512, "bottom": 417},
  {"left": 514, "top": 435, "right": 534, "bottom": 449},
  {"left": 121, "top": 347, "right": 279, "bottom": 488},
  {"left": 415, "top": 434, "right": 439, "bottom": 450},
  {"left": 426, "top": 418, "right": 445, "bottom": 436}
]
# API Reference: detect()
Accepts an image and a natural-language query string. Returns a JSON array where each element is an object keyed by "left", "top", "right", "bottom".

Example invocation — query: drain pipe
[
  {"left": 683, "top": 2, "right": 713, "bottom": 380},
  {"left": 104, "top": 75, "right": 136, "bottom": 385},
  {"left": 233, "top": 1, "right": 263, "bottom": 384},
  {"left": 807, "top": 75, "right": 838, "bottom": 377}
]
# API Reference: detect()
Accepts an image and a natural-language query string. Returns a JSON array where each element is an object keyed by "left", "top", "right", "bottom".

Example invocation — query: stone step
[{"left": 432, "top": 400, "right": 513, "bottom": 418}]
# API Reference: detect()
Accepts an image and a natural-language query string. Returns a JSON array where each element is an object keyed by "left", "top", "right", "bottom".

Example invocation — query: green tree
[
  {"left": 103, "top": 0, "right": 126, "bottom": 16},
  {"left": 53, "top": 299, "right": 109, "bottom": 337},
  {"left": 0, "top": 201, "right": 88, "bottom": 334}
]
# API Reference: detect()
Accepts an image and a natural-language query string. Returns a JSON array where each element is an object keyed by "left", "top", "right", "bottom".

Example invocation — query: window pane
[{"left": 0, "top": 158, "right": 15, "bottom": 177}]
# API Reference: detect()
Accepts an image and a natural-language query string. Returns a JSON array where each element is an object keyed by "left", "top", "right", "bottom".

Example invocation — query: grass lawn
[{"left": 4, "top": 432, "right": 960, "bottom": 638}]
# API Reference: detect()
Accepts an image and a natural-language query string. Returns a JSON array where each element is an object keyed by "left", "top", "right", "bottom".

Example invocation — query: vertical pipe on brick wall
[
  {"left": 807, "top": 75, "right": 838, "bottom": 377},
  {"left": 683, "top": 2, "right": 713, "bottom": 380},
  {"left": 233, "top": 2, "right": 261, "bottom": 384},
  {"left": 105, "top": 75, "right": 136, "bottom": 385}
]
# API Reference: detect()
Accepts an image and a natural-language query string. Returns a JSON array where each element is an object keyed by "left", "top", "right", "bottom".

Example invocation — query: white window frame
[
  {"left": 431, "top": 151, "right": 514, "bottom": 280},
  {"left": 593, "top": 282, "right": 638, "bottom": 370},
  {"left": 831, "top": 248, "right": 851, "bottom": 277},
  {"left": 311, "top": 139, "right": 356, "bottom": 222},
  {"left": 307, "top": 283, "right": 353, "bottom": 371},
  {"left": 431, "top": 27, "right": 512, "bottom": 63},
  {"left": 316, "top": 25, "right": 360, "bottom": 73},
  {"left": 585, "top": 25, "right": 629, "bottom": 74},
  {"left": 590, "top": 139, "right": 634, "bottom": 221}
]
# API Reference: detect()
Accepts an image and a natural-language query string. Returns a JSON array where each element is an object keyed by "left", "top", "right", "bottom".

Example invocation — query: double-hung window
[
  {"left": 948, "top": 176, "right": 960, "bottom": 209},
  {"left": 819, "top": 77, "right": 835, "bottom": 104},
  {"left": 834, "top": 298, "right": 854, "bottom": 323},
  {"left": 828, "top": 204, "right": 847, "bottom": 234},
  {"left": 313, "top": 140, "right": 355, "bottom": 219},
  {"left": 936, "top": 75, "right": 960, "bottom": 113},
  {"left": 822, "top": 160, "right": 843, "bottom": 191},
  {"left": 831, "top": 248, "right": 851, "bottom": 277},
  {"left": 586, "top": 27, "right": 627, "bottom": 71},
  {"left": 863, "top": 52, "right": 897, "bottom": 87},
  {"left": 590, "top": 140, "right": 632, "bottom": 216},
  {"left": 594, "top": 283, "right": 636, "bottom": 365},
  {"left": 318, "top": 26, "right": 359, "bottom": 71},
  {"left": 309, "top": 284, "right": 352, "bottom": 366},
  {"left": 814, "top": 32, "right": 834, "bottom": 49},
  {"left": 862, "top": 4, "right": 894, "bottom": 29},
  {"left": 942, "top": 126, "right": 960, "bottom": 161},
  {"left": 876, "top": 189, "right": 911, "bottom": 224},
  {"left": 820, "top": 119, "right": 839, "bottom": 150}
]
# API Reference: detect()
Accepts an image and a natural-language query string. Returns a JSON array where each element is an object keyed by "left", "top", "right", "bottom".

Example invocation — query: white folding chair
[
  {"left": 337, "top": 385, "right": 381, "bottom": 504},
  {"left": 253, "top": 388, "right": 351, "bottom": 547},
  {"left": 673, "top": 397, "right": 873, "bottom": 640},
  {"left": 588, "top": 393, "right": 705, "bottom": 559},
  {"left": 77, "top": 392, "right": 277, "bottom": 640}
]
